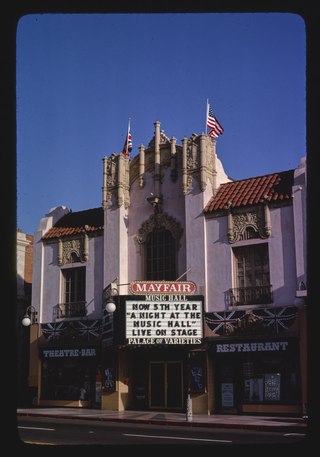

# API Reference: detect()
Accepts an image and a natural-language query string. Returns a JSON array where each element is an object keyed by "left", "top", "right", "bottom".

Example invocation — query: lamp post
[
  {"left": 20, "top": 305, "right": 39, "bottom": 406},
  {"left": 186, "top": 351, "right": 193, "bottom": 421},
  {"left": 103, "top": 282, "right": 119, "bottom": 313},
  {"left": 105, "top": 298, "right": 117, "bottom": 314},
  {"left": 103, "top": 281, "right": 130, "bottom": 313},
  {"left": 21, "top": 305, "right": 38, "bottom": 327}
]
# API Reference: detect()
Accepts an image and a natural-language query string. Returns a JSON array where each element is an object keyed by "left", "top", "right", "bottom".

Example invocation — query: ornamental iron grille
[{"left": 225, "top": 285, "right": 273, "bottom": 307}]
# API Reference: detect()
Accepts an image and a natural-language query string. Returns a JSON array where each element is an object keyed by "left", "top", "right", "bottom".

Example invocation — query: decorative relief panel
[
  {"left": 184, "top": 134, "right": 216, "bottom": 192},
  {"left": 106, "top": 155, "right": 118, "bottom": 187},
  {"left": 187, "top": 135, "right": 200, "bottom": 170},
  {"left": 58, "top": 235, "right": 88, "bottom": 265},
  {"left": 228, "top": 206, "right": 270, "bottom": 243},
  {"left": 104, "top": 154, "right": 130, "bottom": 208},
  {"left": 147, "top": 130, "right": 171, "bottom": 148},
  {"left": 135, "top": 212, "right": 183, "bottom": 247}
]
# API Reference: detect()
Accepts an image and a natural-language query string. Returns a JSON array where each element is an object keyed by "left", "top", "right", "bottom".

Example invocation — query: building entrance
[{"left": 149, "top": 361, "right": 183, "bottom": 409}]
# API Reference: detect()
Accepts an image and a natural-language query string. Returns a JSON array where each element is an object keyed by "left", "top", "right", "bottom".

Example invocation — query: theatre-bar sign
[
  {"left": 126, "top": 281, "right": 203, "bottom": 345},
  {"left": 41, "top": 348, "right": 97, "bottom": 358}
]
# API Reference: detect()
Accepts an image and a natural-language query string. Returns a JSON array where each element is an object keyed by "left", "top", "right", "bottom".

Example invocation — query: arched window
[
  {"left": 70, "top": 251, "right": 81, "bottom": 263},
  {"left": 146, "top": 228, "right": 176, "bottom": 280},
  {"left": 240, "top": 226, "right": 259, "bottom": 241}
]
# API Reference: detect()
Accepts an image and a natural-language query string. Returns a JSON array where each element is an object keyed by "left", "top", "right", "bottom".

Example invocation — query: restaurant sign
[{"left": 214, "top": 341, "right": 289, "bottom": 353}]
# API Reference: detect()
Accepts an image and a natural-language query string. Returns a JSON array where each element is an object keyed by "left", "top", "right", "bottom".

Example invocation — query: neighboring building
[
  {"left": 203, "top": 160, "right": 307, "bottom": 415},
  {"left": 16, "top": 229, "right": 34, "bottom": 406},
  {"left": 29, "top": 121, "right": 307, "bottom": 415}
]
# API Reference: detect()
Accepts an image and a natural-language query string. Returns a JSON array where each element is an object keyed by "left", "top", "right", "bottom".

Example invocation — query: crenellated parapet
[{"left": 102, "top": 122, "right": 221, "bottom": 210}]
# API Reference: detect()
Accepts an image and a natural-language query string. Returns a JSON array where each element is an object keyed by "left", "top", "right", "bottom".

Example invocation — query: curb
[{"left": 17, "top": 411, "right": 308, "bottom": 434}]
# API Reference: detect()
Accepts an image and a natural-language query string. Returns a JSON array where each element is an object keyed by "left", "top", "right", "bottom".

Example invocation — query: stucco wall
[
  {"left": 37, "top": 235, "right": 104, "bottom": 323},
  {"left": 128, "top": 168, "right": 187, "bottom": 282},
  {"left": 205, "top": 203, "right": 297, "bottom": 312}
]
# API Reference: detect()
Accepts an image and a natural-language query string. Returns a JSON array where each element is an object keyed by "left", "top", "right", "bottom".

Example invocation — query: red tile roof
[
  {"left": 204, "top": 170, "right": 294, "bottom": 213},
  {"left": 42, "top": 208, "right": 104, "bottom": 240}
]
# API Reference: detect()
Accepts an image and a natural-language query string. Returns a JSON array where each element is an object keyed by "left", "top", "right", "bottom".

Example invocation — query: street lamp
[
  {"left": 103, "top": 282, "right": 119, "bottom": 314},
  {"left": 22, "top": 305, "right": 38, "bottom": 327},
  {"left": 293, "top": 281, "right": 307, "bottom": 307},
  {"left": 147, "top": 194, "right": 162, "bottom": 213},
  {"left": 103, "top": 281, "right": 130, "bottom": 313},
  {"left": 105, "top": 297, "right": 117, "bottom": 314}
]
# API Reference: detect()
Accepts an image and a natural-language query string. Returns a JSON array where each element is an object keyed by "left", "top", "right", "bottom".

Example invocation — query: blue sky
[{"left": 16, "top": 13, "right": 306, "bottom": 235}]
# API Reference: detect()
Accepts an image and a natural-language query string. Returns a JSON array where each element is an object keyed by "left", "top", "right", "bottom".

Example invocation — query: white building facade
[
  {"left": 17, "top": 230, "right": 34, "bottom": 405},
  {"left": 30, "top": 121, "right": 307, "bottom": 415}
]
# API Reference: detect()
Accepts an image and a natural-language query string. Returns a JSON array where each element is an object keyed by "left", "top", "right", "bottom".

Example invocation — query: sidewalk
[{"left": 17, "top": 407, "right": 308, "bottom": 433}]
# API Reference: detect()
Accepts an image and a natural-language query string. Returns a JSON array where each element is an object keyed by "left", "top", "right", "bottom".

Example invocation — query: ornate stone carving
[
  {"left": 104, "top": 154, "right": 130, "bottom": 208},
  {"left": 128, "top": 134, "right": 217, "bottom": 193},
  {"left": 147, "top": 130, "right": 171, "bottom": 148},
  {"left": 58, "top": 236, "right": 87, "bottom": 265},
  {"left": 183, "top": 134, "right": 216, "bottom": 193},
  {"left": 135, "top": 212, "right": 183, "bottom": 247},
  {"left": 107, "top": 155, "right": 118, "bottom": 185},
  {"left": 228, "top": 206, "right": 270, "bottom": 243},
  {"left": 187, "top": 135, "right": 200, "bottom": 170}
]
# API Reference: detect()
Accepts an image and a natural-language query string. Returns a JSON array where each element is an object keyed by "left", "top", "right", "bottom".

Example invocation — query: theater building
[{"left": 29, "top": 121, "right": 307, "bottom": 415}]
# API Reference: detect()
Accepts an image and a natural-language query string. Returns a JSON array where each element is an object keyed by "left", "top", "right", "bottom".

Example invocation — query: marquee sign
[
  {"left": 130, "top": 280, "right": 197, "bottom": 295},
  {"left": 125, "top": 298, "right": 203, "bottom": 345}
]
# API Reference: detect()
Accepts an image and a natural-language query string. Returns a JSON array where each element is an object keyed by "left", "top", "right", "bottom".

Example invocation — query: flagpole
[
  {"left": 205, "top": 99, "right": 209, "bottom": 134},
  {"left": 126, "top": 118, "right": 131, "bottom": 156}
]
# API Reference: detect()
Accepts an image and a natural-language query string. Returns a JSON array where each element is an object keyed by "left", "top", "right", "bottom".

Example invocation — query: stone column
[
  {"left": 58, "top": 238, "right": 63, "bottom": 266},
  {"left": 227, "top": 207, "right": 234, "bottom": 243},
  {"left": 264, "top": 203, "right": 271, "bottom": 236},
  {"left": 170, "top": 137, "right": 177, "bottom": 181},
  {"left": 182, "top": 137, "right": 188, "bottom": 195},
  {"left": 200, "top": 134, "right": 206, "bottom": 192},
  {"left": 83, "top": 233, "right": 88, "bottom": 261},
  {"left": 211, "top": 139, "right": 217, "bottom": 193},
  {"left": 102, "top": 156, "right": 108, "bottom": 209},
  {"left": 139, "top": 144, "right": 145, "bottom": 188},
  {"left": 117, "top": 153, "right": 124, "bottom": 207},
  {"left": 154, "top": 120, "right": 161, "bottom": 197}
]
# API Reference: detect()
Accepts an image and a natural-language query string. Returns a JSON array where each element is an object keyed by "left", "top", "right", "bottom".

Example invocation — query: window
[
  {"left": 145, "top": 229, "right": 176, "bottom": 280},
  {"left": 41, "top": 360, "right": 95, "bottom": 401},
  {"left": 228, "top": 244, "right": 272, "bottom": 306},
  {"left": 64, "top": 267, "right": 85, "bottom": 303},
  {"left": 241, "top": 358, "right": 300, "bottom": 403},
  {"left": 234, "top": 244, "right": 270, "bottom": 289},
  {"left": 70, "top": 251, "right": 81, "bottom": 263},
  {"left": 60, "top": 267, "right": 86, "bottom": 317},
  {"left": 217, "top": 353, "right": 300, "bottom": 411},
  {"left": 241, "top": 226, "right": 259, "bottom": 240}
]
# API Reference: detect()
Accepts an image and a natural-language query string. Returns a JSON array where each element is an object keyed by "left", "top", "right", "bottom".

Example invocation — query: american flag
[
  {"left": 122, "top": 125, "right": 132, "bottom": 156},
  {"left": 207, "top": 104, "right": 224, "bottom": 138}
]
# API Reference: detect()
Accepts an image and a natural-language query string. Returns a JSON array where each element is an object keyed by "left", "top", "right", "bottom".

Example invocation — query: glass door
[{"left": 149, "top": 361, "right": 183, "bottom": 409}]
